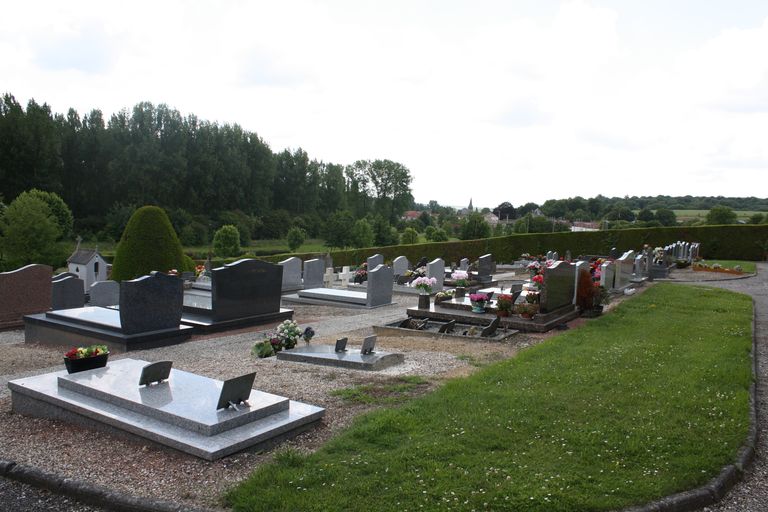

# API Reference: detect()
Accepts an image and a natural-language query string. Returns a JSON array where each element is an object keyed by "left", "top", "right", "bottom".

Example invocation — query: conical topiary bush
[{"left": 111, "top": 206, "right": 187, "bottom": 281}]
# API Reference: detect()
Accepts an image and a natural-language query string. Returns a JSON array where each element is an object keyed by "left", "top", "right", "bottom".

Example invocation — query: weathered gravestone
[
  {"left": 367, "top": 254, "right": 384, "bottom": 269},
  {"left": 540, "top": 261, "right": 575, "bottom": 313},
  {"left": 366, "top": 264, "right": 394, "bottom": 308},
  {"left": 89, "top": 280, "right": 120, "bottom": 307},
  {"left": 477, "top": 254, "right": 493, "bottom": 283},
  {"left": 0, "top": 264, "right": 52, "bottom": 329},
  {"left": 53, "top": 272, "right": 78, "bottom": 282},
  {"left": 303, "top": 259, "right": 325, "bottom": 289},
  {"left": 427, "top": 258, "right": 445, "bottom": 292},
  {"left": 459, "top": 258, "right": 469, "bottom": 271},
  {"left": 51, "top": 276, "right": 85, "bottom": 310},
  {"left": 121, "top": 272, "right": 184, "bottom": 334},
  {"left": 392, "top": 256, "right": 410, "bottom": 277},
  {"left": 614, "top": 251, "right": 636, "bottom": 290},
  {"left": 279, "top": 257, "right": 302, "bottom": 291}
]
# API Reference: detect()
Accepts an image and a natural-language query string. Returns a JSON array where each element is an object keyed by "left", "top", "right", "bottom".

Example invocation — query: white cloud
[{"left": 1, "top": 1, "right": 767, "bottom": 207}]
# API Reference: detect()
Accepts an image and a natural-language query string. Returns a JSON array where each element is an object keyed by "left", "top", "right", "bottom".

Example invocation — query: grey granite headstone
[
  {"left": 366, "top": 264, "right": 393, "bottom": 307},
  {"left": 459, "top": 258, "right": 469, "bottom": 271},
  {"left": 600, "top": 261, "right": 616, "bottom": 290},
  {"left": 552, "top": 251, "right": 559, "bottom": 261},
  {"left": 540, "top": 261, "right": 575, "bottom": 313},
  {"left": 427, "top": 258, "right": 445, "bottom": 292},
  {"left": 216, "top": 372, "right": 257, "bottom": 410},
  {"left": 609, "top": 247, "right": 619, "bottom": 259},
  {"left": 367, "top": 254, "right": 384, "bottom": 269},
  {"left": 546, "top": 251, "right": 554, "bottom": 260},
  {"left": 303, "top": 259, "right": 325, "bottom": 289},
  {"left": 565, "top": 250, "right": 572, "bottom": 261},
  {"left": 633, "top": 254, "right": 645, "bottom": 278},
  {"left": 89, "top": 280, "right": 120, "bottom": 306},
  {"left": 481, "top": 316, "right": 500, "bottom": 337},
  {"left": 211, "top": 259, "right": 282, "bottom": 321},
  {"left": 477, "top": 254, "right": 493, "bottom": 283},
  {"left": 322, "top": 253, "right": 334, "bottom": 270},
  {"left": 51, "top": 276, "right": 85, "bottom": 310},
  {"left": 392, "top": 256, "right": 410, "bottom": 277},
  {"left": 279, "top": 257, "right": 302, "bottom": 291},
  {"left": 360, "top": 335, "right": 377, "bottom": 355},
  {"left": 120, "top": 272, "right": 184, "bottom": 335},
  {"left": 334, "top": 337, "right": 348, "bottom": 352},
  {"left": 614, "top": 251, "right": 636, "bottom": 290}
]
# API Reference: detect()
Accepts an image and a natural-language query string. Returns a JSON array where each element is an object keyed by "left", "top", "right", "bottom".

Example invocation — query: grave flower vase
[
  {"left": 64, "top": 353, "right": 109, "bottom": 374},
  {"left": 470, "top": 301, "right": 486, "bottom": 313},
  {"left": 418, "top": 293, "right": 431, "bottom": 309},
  {"left": 454, "top": 287, "right": 466, "bottom": 298}
]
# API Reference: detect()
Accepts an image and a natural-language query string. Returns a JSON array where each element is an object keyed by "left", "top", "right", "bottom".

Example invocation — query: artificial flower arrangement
[
  {"left": 495, "top": 294, "right": 515, "bottom": 313},
  {"left": 450, "top": 270, "right": 469, "bottom": 287},
  {"left": 411, "top": 276, "right": 437, "bottom": 294},
  {"left": 194, "top": 264, "right": 206, "bottom": 277},
  {"left": 353, "top": 263, "right": 368, "bottom": 284},
  {"left": 434, "top": 290, "right": 454, "bottom": 303},
  {"left": 526, "top": 260, "right": 541, "bottom": 275},
  {"left": 516, "top": 302, "right": 539, "bottom": 317},
  {"left": 531, "top": 273, "right": 544, "bottom": 289},
  {"left": 468, "top": 293, "right": 489, "bottom": 305},
  {"left": 251, "top": 322, "right": 315, "bottom": 358},
  {"left": 65, "top": 344, "right": 109, "bottom": 360}
]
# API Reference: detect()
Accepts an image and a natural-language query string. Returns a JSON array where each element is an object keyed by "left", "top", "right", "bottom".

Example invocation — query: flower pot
[
  {"left": 64, "top": 353, "right": 109, "bottom": 374},
  {"left": 454, "top": 287, "right": 466, "bottom": 298},
  {"left": 470, "top": 301, "right": 486, "bottom": 313},
  {"left": 520, "top": 312, "right": 535, "bottom": 320},
  {"left": 418, "top": 294, "right": 431, "bottom": 309},
  {"left": 496, "top": 310, "right": 510, "bottom": 317}
]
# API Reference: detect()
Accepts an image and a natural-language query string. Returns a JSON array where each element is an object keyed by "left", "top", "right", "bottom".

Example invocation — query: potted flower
[
  {"left": 468, "top": 293, "right": 488, "bottom": 313},
  {"left": 495, "top": 294, "right": 514, "bottom": 317},
  {"left": 252, "top": 323, "right": 315, "bottom": 358},
  {"left": 434, "top": 290, "right": 454, "bottom": 304},
  {"left": 64, "top": 344, "right": 110, "bottom": 374},
  {"left": 531, "top": 273, "right": 544, "bottom": 290},
  {"left": 516, "top": 302, "right": 539, "bottom": 319},
  {"left": 412, "top": 276, "right": 437, "bottom": 309},
  {"left": 451, "top": 270, "right": 469, "bottom": 297}
]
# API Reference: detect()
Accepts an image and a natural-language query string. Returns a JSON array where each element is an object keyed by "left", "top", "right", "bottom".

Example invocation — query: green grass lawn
[
  {"left": 697, "top": 260, "right": 757, "bottom": 273},
  {"left": 226, "top": 284, "right": 752, "bottom": 512},
  {"left": 669, "top": 209, "right": 763, "bottom": 221}
]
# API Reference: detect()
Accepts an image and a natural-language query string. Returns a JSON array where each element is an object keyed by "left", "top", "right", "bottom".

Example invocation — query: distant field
[{"left": 634, "top": 209, "right": 764, "bottom": 221}]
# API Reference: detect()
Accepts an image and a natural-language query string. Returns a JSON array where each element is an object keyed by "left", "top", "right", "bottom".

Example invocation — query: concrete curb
[
  {"left": 618, "top": 297, "right": 759, "bottom": 512},
  {"left": 0, "top": 458, "right": 217, "bottom": 512}
]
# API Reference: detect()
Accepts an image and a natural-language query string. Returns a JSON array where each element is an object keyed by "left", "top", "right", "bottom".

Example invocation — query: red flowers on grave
[
  {"left": 64, "top": 344, "right": 109, "bottom": 360},
  {"left": 532, "top": 273, "right": 544, "bottom": 289}
]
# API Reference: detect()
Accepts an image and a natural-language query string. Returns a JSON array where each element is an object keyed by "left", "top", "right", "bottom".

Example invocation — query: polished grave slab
[
  {"left": 276, "top": 344, "right": 404, "bottom": 371},
  {"left": 8, "top": 358, "right": 324, "bottom": 460},
  {"left": 24, "top": 307, "right": 194, "bottom": 353}
]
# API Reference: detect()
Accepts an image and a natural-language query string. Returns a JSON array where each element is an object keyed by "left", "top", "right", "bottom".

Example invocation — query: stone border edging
[
  {"left": 0, "top": 458, "right": 218, "bottom": 512},
  {"left": 618, "top": 297, "right": 758, "bottom": 512},
  {"left": 660, "top": 271, "right": 758, "bottom": 283}
]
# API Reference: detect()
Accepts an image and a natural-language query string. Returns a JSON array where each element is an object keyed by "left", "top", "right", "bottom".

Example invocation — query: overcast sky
[{"left": 3, "top": 1, "right": 768, "bottom": 209}]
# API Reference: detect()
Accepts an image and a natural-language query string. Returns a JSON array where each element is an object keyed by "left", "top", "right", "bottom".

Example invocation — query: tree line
[{"left": 0, "top": 93, "right": 414, "bottom": 247}]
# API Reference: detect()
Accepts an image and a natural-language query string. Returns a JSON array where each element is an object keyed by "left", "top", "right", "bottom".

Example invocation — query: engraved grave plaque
[
  {"left": 139, "top": 361, "right": 173, "bottom": 386},
  {"left": 360, "top": 335, "right": 377, "bottom": 355},
  {"left": 438, "top": 319, "right": 456, "bottom": 333},
  {"left": 216, "top": 372, "right": 256, "bottom": 411},
  {"left": 481, "top": 316, "right": 500, "bottom": 337},
  {"left": 334, "top": 337, "right": 348, "bottom": 352}
]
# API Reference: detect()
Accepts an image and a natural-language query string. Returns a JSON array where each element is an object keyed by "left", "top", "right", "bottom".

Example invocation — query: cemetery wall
[{"left": 205, "top": 224, "right": 768, "bottom": 267}]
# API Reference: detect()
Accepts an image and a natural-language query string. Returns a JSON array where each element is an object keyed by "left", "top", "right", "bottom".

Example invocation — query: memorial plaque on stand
[
  {"left": 216, "top": 372, "right": 256, "bottom": 411},
  {"left": 481, "top": 317, "right": 500, "bottom": 337},
  {"left": 360, "top": 335, "right": 377, "bottom": 355},
  {"left": 334, "top": 337, "right": 348, "bottom": 352},
  {"left": 438, "top": 319, "right": 456, "bottom": 333},
  {"left": 139, "top": 361, "right": 174, "bottom": 386}
]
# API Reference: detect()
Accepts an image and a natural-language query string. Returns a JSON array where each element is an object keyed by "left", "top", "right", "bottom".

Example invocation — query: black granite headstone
[
  {"left": 211, "top": 259, "right": 283, "bottom": 321},
  {"left": 51, "top": 276, "right": 85, "bottom": 310},
  {"left": 120, "top": 272, "right": 184, "bottom": 335}
]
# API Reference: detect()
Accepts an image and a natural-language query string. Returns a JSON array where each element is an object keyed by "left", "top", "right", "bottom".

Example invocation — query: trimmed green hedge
[{"left": 205, "top": 224, "right": 768, "bottom": 267}]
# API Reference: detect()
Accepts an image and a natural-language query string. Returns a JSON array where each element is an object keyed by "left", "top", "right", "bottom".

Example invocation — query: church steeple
[{"left": 468, "top": 198, "right": 473, "bottom": 212}]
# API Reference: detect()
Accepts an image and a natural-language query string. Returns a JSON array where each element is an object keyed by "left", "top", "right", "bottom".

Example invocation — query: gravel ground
[{"left": 0, "top": 268, "right": 760, "bottom": 511}]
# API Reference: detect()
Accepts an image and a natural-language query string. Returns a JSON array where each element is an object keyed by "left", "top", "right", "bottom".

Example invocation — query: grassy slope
[{"left": 226, "top": 284, "right": 752, "bottom": 512}]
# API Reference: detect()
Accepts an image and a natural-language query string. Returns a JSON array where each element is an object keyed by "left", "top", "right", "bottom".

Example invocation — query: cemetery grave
[
  {"left": 284, "top": 263, "right": 395, "bottom": 308},
  {"left": 276, "top": 335, "right": 405, "bottom": 371}
]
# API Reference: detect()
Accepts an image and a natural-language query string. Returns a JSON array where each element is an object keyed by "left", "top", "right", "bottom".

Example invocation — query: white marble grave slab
[{"left": 297, "top": 288, "right": 367, "bottom": 305}]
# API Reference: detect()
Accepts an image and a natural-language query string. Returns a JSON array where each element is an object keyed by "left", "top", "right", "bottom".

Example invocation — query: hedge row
[{"left": 204, "top": 224, "right": 768, "bottom": 268}]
